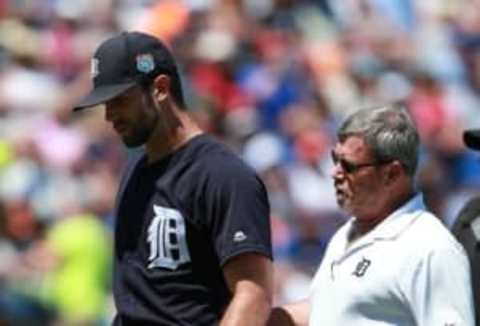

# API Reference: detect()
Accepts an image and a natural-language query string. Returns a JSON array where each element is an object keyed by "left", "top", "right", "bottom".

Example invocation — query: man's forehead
[{"left": 335, "top": 135, "right": 371, "bottom": 157}]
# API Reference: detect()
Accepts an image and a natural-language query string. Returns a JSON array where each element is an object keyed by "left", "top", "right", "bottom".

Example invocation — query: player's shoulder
[{"left": 187, "top": 134, "right": 258, "bottom": 178}]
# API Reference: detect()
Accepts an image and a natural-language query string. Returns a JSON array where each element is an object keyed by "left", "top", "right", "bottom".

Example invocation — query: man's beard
[
  {"left": 122, "top": 124, "right": 155, "bottom": 148},
  {"left": 122, "top": 93, "right": 160, "bottom": 148}
]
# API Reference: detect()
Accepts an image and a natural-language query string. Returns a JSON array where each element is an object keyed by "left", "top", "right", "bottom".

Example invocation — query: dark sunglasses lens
[
  {"left": 341, "top": 159, "right": 354, "bottom": 173},
  {"left": 332, "top": 152, "right": 355, "bottom": 173}
]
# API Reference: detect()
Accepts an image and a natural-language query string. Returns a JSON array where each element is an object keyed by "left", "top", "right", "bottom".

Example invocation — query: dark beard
[
  {"left": 122, "top": 92, "right": 159, "bottom": 148},
  {"left": 122, "top": 125, "right": 154, "bottom": 148}
]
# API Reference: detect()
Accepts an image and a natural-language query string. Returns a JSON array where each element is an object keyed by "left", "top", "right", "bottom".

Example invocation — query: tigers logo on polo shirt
[
  {"left": 352, "top": 257, "right": 371, "bottom": 277},
  {"left": 136, "top": 53, "right": 155, "bottom": 74}
]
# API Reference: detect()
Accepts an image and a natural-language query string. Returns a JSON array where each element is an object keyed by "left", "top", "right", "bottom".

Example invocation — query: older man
[
  {"left": 452, "top": 129, "right": 480, "bottom": 325},
  {"left": 269, "top": 104, "right": 474, "bottom": 325}
]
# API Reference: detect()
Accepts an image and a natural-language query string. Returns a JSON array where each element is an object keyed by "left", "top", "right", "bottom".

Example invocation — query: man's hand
[{"left": 267, "top": 299, "right": 311, "bottom": 326}]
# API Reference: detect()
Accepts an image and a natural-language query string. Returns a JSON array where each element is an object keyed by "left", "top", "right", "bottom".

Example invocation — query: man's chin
[
  {"left": 335, "top": 195, "right": 346, "bottom": 208},
  {"left": 121, "top": 127, "right": 154, "bottom": 148},
  {"left": 122, "top": 137, "right": 147, "bottom": 148},
  {"left": 336, "top": 198, "right": 353, "bottom": 214}
]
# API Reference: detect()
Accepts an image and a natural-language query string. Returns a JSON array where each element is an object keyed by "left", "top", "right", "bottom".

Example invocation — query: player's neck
[
  {"left": 348, "top": 187, "right": 416, "bottom": 244},
  {"left": 347, "top": 214, "right": 384, "bottom": 245},
  {"left": 145, "top": 109, "right": 203, "bottom": 164}
]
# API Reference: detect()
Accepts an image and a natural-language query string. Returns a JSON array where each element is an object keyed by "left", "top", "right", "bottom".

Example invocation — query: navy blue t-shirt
[{"left": 112, "top": 134, "right": 272, "bottom": 325}]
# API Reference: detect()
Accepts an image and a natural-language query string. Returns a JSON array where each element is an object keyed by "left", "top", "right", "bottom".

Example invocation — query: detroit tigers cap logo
[
  {"left": 136, "top": 53, "right": 155, "bottom": 74},
  {"left": 91, "top": 58, "right": 99, "bottom": 78}
]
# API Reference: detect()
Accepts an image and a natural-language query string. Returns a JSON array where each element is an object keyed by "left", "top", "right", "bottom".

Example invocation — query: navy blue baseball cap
[
  {"left": 73, "top": 31, "right": 178, "bottom": 111},
  {"left": 464, "top": 129, "right": 480, "bottom": 151}
]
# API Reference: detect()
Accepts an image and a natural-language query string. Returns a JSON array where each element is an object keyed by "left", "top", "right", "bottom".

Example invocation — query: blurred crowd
[{"left": 0, "top": 0, "right": 479, "bottom": 324}]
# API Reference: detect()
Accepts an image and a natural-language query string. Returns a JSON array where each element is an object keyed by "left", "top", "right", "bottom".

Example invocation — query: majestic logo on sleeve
[
  {"left": 233, "top": 231, "right": 247, "bottom": 242},
  {"left": 352, "top": 257, "right": 371, "bottom": 277},
  {"left": 147, "top": 205, "right": 191, "bottom": 270}
]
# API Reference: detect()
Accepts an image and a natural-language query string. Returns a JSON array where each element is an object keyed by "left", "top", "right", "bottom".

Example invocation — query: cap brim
[
  {"left": 464, "top": 129, "right": 480, "bottom": 151},
  {"left": 72, "top": 82, "right": 137, "bottom": 111}
]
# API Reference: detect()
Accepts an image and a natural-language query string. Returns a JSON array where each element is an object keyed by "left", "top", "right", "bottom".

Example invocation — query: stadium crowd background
[{"left": 0, "top": 0, "right": 479, "bottom": 324}]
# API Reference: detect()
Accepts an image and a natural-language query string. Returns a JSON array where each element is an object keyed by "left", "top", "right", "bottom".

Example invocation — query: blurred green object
[
  {"left": 42, "top": 213, "right": 112, "bottom": 324},
  {"left": 0, "top": 140, "right": 14, "bottom": 169}
]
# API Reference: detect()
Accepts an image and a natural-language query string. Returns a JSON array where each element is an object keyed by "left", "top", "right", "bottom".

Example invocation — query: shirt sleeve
[
  {"left": 401, "top": 246, "right": 475, "bottom": 326},
  {"left": 202, "top": 155, "right": 272, "bottom": 266}
]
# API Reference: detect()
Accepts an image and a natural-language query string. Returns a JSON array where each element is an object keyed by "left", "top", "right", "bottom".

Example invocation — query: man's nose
[{"left": 331, "top": 162, "right": 344, "bottom": 179}]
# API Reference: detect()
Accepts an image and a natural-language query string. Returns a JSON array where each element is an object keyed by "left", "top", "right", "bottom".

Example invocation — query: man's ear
[
  {"left": 384, "top": 161, "right": 404, "bottom": 185},
  {"left": 152, "top": 74, "right": 170, "bottom": 102}
]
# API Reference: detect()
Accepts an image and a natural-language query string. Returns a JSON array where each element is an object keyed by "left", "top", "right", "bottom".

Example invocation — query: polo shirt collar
[
  {"left": 367, "top": 193, "right": 425, "bottom": 241},
  {"left": 343, "top": 193, "right": 426, "bottom": 255},
  {"left": 345, "top": 193, "right": 425, "bottom": 249}
]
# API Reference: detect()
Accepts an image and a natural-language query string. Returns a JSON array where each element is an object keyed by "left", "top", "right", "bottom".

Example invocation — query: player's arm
[
  {"left": 220, "top": 253, "right": 273, "bottom": 326},
  {"left": 267, "top": 299, "right": 310, "bottom": 326}
]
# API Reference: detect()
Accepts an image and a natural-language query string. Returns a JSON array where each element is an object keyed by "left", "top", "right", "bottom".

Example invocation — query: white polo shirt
[{"left": 309, "top": 194, "right": 475, "bottom": 326}]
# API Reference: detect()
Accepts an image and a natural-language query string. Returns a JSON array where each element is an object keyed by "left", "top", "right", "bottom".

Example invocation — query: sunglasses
[{"left": 331, "top": 150, "right": 391, "bottom": 174}]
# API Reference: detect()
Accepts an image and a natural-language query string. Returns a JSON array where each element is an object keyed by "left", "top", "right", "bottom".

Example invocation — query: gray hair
[{"left": 337, "top": 103, "right": 419, "bottom": 177}]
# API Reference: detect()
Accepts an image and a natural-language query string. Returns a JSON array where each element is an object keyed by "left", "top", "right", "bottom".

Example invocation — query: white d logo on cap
[{"left": 91, "top": 58, "right": 99, "bottom": 78}]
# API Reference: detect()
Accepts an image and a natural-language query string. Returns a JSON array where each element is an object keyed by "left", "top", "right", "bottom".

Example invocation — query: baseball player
[{"left": 73, "top": 31, "right": 273, "bottom": 325}]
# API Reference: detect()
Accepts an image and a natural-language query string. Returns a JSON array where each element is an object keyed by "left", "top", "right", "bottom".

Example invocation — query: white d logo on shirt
[{"left": 147, "top": 205, "right": 191, "bottom": 270}]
